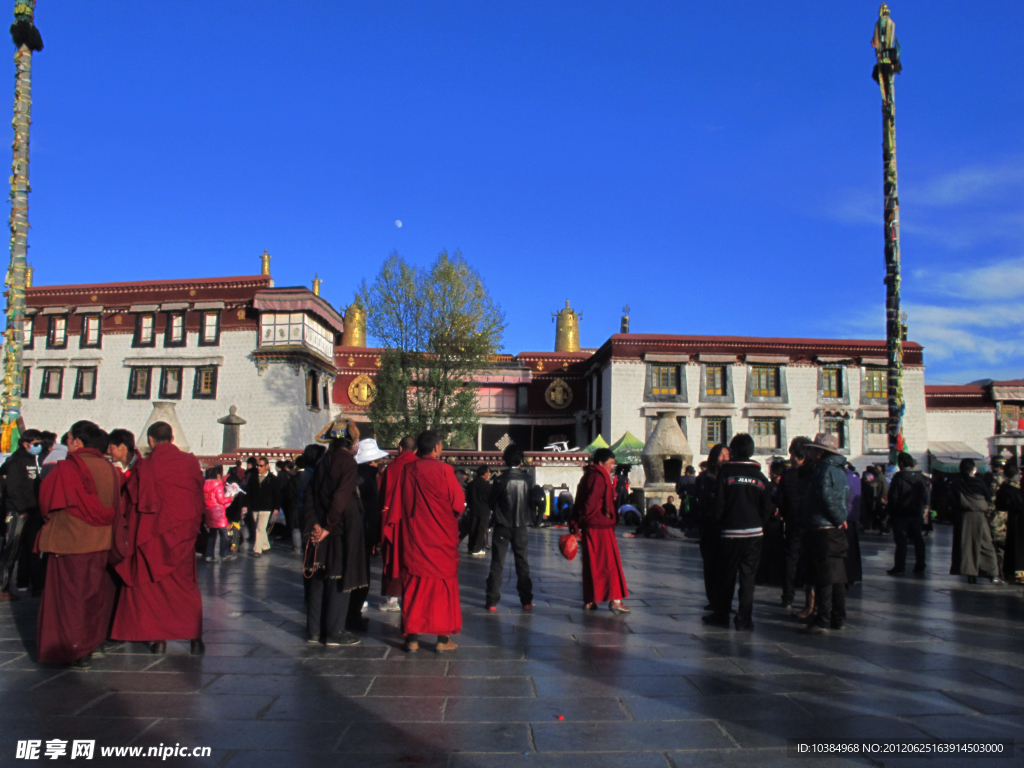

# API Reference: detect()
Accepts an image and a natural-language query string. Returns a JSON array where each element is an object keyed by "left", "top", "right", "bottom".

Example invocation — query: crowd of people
[
  {"left": 2, "top": 417, "right": 1021, "bottom": 664},
  {"left": 0, "top": 420, "right": 204, "bottom": 667}
]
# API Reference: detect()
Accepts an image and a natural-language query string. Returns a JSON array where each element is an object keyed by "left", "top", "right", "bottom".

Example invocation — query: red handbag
[{"left": 558, "top": 533, "right": 579, "bottom": 561}]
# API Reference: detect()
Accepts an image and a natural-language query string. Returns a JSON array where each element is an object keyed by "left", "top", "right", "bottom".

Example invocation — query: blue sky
[{"left": 25, "top": 1, "right": 1024, "bottom": 383}]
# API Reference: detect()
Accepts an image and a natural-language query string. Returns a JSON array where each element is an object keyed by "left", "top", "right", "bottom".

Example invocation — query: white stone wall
[
  {"left": 21, "top": 328, "right": 335, "bottom": 453},
  {"left": 602, "top": 358, "right": 933, "bottom": 473},
  {"left": 925, "top": 409, "right": 996, "bottom": 458}
]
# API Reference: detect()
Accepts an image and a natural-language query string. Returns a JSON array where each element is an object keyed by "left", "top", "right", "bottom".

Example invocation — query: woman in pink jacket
[{"left": 204, "top": 466, "right": 234, "bottom": 563}]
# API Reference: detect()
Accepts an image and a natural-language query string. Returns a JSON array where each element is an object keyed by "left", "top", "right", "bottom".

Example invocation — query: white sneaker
[
  {"left": 379, "top": 600, "right": 401, "bottom": 612},
  {"left": 470, "top": 550, "right": 487, "bottom": 557}
]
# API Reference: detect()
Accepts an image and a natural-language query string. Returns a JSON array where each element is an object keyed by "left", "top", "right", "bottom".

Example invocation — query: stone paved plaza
[{"left": 1, "top": 526, "right": 1022, "bottom": 767}]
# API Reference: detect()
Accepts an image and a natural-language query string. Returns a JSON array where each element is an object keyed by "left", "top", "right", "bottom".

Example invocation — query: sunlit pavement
[{"left": 1, "top": 525, "right": 1022, "bottom": 767}]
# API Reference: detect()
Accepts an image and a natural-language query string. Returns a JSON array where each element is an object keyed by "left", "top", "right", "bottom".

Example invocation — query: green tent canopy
[
  {"left": 610, "top": 431, "right": 644, "bottom": 465},
  {"left": 582, "top": 434, "right": 610, "bottom": 454}
]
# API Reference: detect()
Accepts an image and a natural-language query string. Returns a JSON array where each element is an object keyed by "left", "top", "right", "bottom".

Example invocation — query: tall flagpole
[
  {"left": 872, "top": 2, "right": 904, "bottom": 465},
  {"left": 0, "top": 0, "right": 41, "bottom": 450}
]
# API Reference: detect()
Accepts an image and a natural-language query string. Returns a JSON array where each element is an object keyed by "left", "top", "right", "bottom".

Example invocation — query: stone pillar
[{"left": 217, "top": 406, "right": 247, "bottom": 454}]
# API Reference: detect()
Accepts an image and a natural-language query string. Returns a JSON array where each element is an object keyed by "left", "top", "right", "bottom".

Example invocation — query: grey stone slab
[
  {"left": 789, "top": 690, "right": 977, "bottom": 718},
  {"left": 904, "top": 713, "right": 1024, "bottom": 745},
  {"left": 942, "top": 688, "right": 1024, "bottom": 715},
  {"left": 33, "top": 670, "right": 216, "bottom": 693},
  {"left": 149, "top": 655, "right": 301, "bottom": 675},
  {"left": 451, "top": 753, "right": 671, "bottom": 768},
  {"left": 205, "top": 673, "right": 373, "bottom": 696},
  {"left": 337, "top": 721, "right": 530, "bottom": 753},
  {"left": 719, "top": 715, "right": 931, "bottom": 748},
  {"left": 0, "top": 669, "right": 66, "bottom": 690},
  {"left": 0, "top": 717, "right": 158, "bottom": 751},
  {"left": 590, "top": 658, "right": 745, "bottom": 676},
  {"left": 368, "top": 675, "right": 534, "bottom": 698},
  {"left": 81, "top": 692, "right": 274, "bottom": 719},
  {"left": 225, "top": 752, "right": 448, "bottom": 768},
  {"left": 132, "top": 719, "right": 341, "bottom": 751},
  {"left": 531, "top": 720, "right": 733, "bottom": 752},
  {"left": 669, "top": 749, "right": 876, "bottom": 768},
  {"left": 444, "top": 695, "right": 629, "bottom": 722},
  {"left": 263, "top": 694, "right": 445, "bottom": 721},
  {"left": 447, "top": 659, "right": 601, "bottom": 677},
  {"left": 682, "top": 673, "right": 852, "bottom": 696},
  {"left": 625, "top": 693, "right": 811, "bottom": 721},
  {"left": 307, "top": 659, "right": 450, "bottom": 677},
  {"left": 533, "top": 674, "right": 700, "bottom": 698}
]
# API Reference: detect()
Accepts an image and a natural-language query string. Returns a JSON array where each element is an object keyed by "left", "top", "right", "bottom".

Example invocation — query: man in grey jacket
[{"left": 485, "top": 444, "right": 534, "bottom": 610}]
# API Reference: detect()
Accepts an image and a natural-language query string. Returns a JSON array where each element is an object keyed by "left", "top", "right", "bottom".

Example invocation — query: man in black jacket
[
  {"left": 778, "top": 436, "right": 812, "bottom": 610},
  {"left": 696, "top": 447, "right": 729, "bottom": 610},
  {"left": 247, "top": 458, "right": 280, "bottom": 557},
  {"left": 466, "top": 465, "right": 492, "bottom": 556},
  {"left": 704, "top": 433, "right": 773, "bottom": 631},
  {"left": 0, "top": 429, "right": 43, "bottom": 601},
  {"left": 485, "top": 445, "right": 534, "bottom": 610},
  {"left": 887, "top": 452, "right": 929, "bottom": 575}
]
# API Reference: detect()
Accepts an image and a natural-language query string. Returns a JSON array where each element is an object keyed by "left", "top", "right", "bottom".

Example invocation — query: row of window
[
  {"left": 646, "top": 364, "right": 889, "bottom": 401},
  {"left": 701, "top": 416, "right": 888, "bottom": 452},
  {"left": 25, "top": 365, "right": 218, "bottom": 401},
  {"left": 26, "top": 310, "right": 222, "bottom": 351}
]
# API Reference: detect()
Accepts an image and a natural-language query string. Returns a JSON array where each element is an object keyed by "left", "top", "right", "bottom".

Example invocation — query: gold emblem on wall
[
  {"left": 348, "top": 356, "right": 355, "bottom": 367},
  {"left": 545, "top": 378, "right": 573, "bottom": 409},
  {"left": 347, "top": 374, "right": 375, "bottom": 406}
]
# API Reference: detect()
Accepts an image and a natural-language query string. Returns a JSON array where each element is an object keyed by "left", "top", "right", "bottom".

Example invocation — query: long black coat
[{"left": 302, "top": 446, "right": 368, "bottom": 590}]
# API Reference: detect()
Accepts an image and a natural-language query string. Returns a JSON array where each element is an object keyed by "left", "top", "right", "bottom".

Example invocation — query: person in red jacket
[
  {"left": 570, "top": 448, "right": 629, "bottom": 613},
  {"left": 399, "top": 431, "right": 465, "bottom": 652},
  {"left": 203, "top": 466, "right": 233, "bottom": 563},
  {"left": 378, "top": 435, "right": 417, "bottom": 610},
  {"left": 110, "top": 422, "right": 206, "bottom": 655}
]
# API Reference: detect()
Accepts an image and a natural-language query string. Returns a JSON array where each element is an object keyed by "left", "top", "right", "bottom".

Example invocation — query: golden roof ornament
[
  {"left": 260, "top": 248, "right": 272, "bottom": 276},
  {"left": 342, "top": 297, "right": 367, "bottom": 348},
  {"left": 552, "top": 300, "right": 581, "bottom": 353},
  {"left": 312, "top": 274, "right": 322, "bottom": 296}
]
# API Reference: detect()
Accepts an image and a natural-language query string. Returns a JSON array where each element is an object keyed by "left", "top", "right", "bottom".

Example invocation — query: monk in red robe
[
  {"left": 399, "top": 431, "right": 465, "bottom": 652},
  {"left": 570, "top": 448, "right": 629, "bottom": 613},
  {"left": 111, "top": 421, "right": 206, "bottom": 655},
  {"left": 378, "top": 435, "right": 417, "bottom": 605},
  {"left": 36, "top": 420, "right": 121, "bottom": 668}
]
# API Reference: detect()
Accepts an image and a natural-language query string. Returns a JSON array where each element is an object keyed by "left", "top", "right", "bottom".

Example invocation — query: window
[
  {"left": 165, "top": 312, "right": 186, "bottom": 347},
  {"left": 322, "top": 380, "right": 331, "bottom": 411},
  {"left": 476, "top": 386, "right": 516, "bottom": 413},
  {"left": 865, "top": 368, "right": 887, "bottom": 399},
  {"left": 40, "top": 368, "right": 63, "bottom": 399},
  {"left": 750, "top": 366, "right": 779, "bottom": 397},
  {"left": 193, "top": 366, "right": 217, "bottom": 399},
  {"left": 866, "top": 419, "right": 888, "bottom": 451},
  {"left": 259, "top": 312, "right": 333, "bottom": 360},
  {"left": 74, "top": 367, "right": 97, "bottom": 399},
  {"left": 821, "top": 368, "right": 842, "bottom": 398},
  {"left": 47, "top": 315, "right": 67, "bottom": 349},
  {"left": 199, "top": 311, "right": 220, "bottom": 346},
  {"left": 823, "top": 416, "right": 845, "bottom": 449},
  {"left": 306, "top": 370, "right": 320, "bottom": 410},
  {"left": 160, "top": 367, "right": 183, "bottom": 399},
  {"left": 134, "top": 314, "right": 155, "bottom": 347},
  {"left": 128, "top": 367, "right": 151, "bottom": 399},
  {"left": 21, "top": 367, "right": 29, "bottom": 398},
  {"left": 22, "top": 317, "right": 33, "bottom": 349},
  {"left": 752, "top": 418, "right": 780, "bottom": 450},
  {"left": 650, "top": 365, "right": 678, "bottom": 396},
  {"left": 706, "top": 365, "right": 725, "bottom": 396},
  {"left": 80, "top": 314, "right": 101, "bottom": 349},
  {"left": 706, "top": 417, "right": 725, "bottom": 447},
  {"left": 516, "top": 385, "right": 529, "bottom": 414}
]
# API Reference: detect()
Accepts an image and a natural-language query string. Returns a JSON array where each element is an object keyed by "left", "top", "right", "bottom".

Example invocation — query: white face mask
[{"left": 27, "top": 444, "right": 42, "bottom": 456}]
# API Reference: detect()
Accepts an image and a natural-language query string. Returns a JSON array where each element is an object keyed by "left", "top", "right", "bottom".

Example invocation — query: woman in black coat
[
  {"left": 950, "top": 459, "right": 1000, "bottom": 584},
  {"left": 997, "top": 466, "right": 1023, "bottom": 584}
]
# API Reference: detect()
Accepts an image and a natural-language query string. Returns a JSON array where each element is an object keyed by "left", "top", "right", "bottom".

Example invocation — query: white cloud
[{"left": 911, "top": 162, "right": 1024, "bottom": 208}]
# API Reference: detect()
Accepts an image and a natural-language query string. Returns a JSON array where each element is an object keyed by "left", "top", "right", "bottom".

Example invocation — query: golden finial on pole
[
  {"left": 312, "top": 274, "right": 322, "bottom": 296},
  {"left": 260, "top": 248, "right": 271, "bottom": 276},
  {"left": 341, "top": 296, "right": 366, "bottom": 348}
]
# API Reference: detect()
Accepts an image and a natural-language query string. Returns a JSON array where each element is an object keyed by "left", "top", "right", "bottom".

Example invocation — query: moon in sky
[{"left": 395, "top": 220, "right": 403, "bottom": 228}]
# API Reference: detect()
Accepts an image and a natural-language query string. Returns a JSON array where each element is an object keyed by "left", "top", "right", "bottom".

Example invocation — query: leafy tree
[{"left": 360, "top": 250, "right": 505, "bottom": 449}]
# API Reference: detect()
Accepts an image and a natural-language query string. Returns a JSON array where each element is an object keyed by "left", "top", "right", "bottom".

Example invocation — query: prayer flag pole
[
  {"left": 0, "top": 0, "right": 41, "bottom": 450},
  {"left": 871, "top": 2, "right": 904, "bottom": 466}
]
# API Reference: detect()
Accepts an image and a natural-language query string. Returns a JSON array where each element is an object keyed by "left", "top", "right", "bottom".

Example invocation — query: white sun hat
[{"left": 355, "top": 438, "right": 389, "bottom": 465}]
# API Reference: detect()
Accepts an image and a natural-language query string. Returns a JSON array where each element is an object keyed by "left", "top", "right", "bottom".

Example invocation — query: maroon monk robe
[
  {"left": 35, "top": 449, "right": 120, "bottom": 664},
  {"left": 400, "top": 456, "right": 465, "bottom": 636},
  {"left": 111, "top": 442, "right": 205, "bottom": 642},
  {"left": 379, "top": 449, "right": 418, "bottom": 597},
  {"left": 571, "top": 464, "right": 629, "bottom": 604}
]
